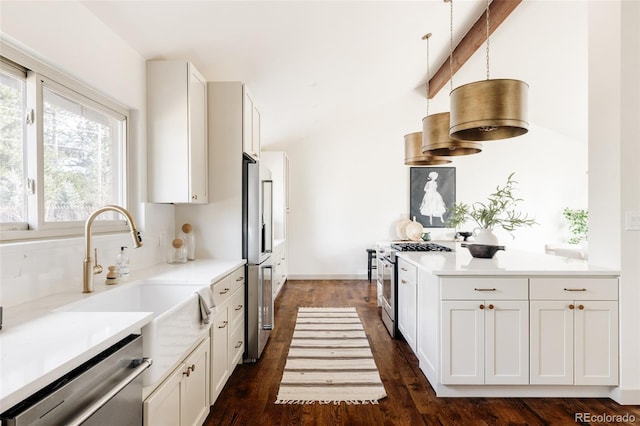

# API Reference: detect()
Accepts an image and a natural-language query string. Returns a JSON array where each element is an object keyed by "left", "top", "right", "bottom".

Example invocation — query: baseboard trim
[
  {"left": 610, "top": 386, "right": 640, "bottom": 405},
  {"left": 287, "top": 274, "right": 369, "bottom": 281}
]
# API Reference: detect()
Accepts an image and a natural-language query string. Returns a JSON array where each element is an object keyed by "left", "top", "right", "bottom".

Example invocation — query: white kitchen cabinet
[
  {"left": 416, "top": 270, "right": 439, "bottom": 384},
  {"left": 440, "top": 278, "right": 529, "bottom": 385},
  {"left": 210, "top": 266, "right": 245, "bottom": 405},
  {"left": 397, "top": 259, "right": 417, "bottom": 351},
  {"left": 529, "top": 278, "right": 618, "bottom": 386},
  {"left": 144, "top": 336, "right": 210, "bottom": 426},
  {"left": 272, "top": 241, "right": 288, "bottom": 299},
  {"left": 243, "top": 89, "right": 261, "bottom": 161},
  {"left": 147, "top": 60, "right": 208, "bottom": 204}
]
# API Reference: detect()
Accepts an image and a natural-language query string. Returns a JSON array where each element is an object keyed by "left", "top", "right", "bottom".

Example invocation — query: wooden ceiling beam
[{"left": 428, "top": 0, "right": 522, "bottom": 99}]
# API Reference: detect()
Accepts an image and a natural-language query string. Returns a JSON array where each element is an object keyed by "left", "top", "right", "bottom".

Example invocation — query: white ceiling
[{"left": 81, "top": 0, "right": 488, "bottom": 146}]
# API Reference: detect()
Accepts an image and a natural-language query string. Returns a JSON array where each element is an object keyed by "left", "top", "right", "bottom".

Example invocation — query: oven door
[{"left": 380, "top": 256, "right": 395, "bottom": 337}]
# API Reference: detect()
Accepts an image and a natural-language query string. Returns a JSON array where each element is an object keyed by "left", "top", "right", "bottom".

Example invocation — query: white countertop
[
  {"left": 397, "top": 248, "right": 619, "bottom": 276},
  {"left": 0, "top": 258, "right": 245, "bottom": 413}
]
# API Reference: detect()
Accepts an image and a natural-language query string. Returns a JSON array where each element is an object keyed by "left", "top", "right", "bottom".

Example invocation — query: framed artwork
[{"left": 409, "top": 167, "right": 456, "bottom": 228}]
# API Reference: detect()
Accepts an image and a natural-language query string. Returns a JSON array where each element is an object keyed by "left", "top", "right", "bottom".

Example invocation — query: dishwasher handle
[{"left": 66, "top": 358, "right": 152, "bottom": 426}]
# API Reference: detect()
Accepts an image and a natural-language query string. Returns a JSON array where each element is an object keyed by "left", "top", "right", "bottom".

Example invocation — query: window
[{"left": 0, "top": 51, "right": 129, "bottom": 240}]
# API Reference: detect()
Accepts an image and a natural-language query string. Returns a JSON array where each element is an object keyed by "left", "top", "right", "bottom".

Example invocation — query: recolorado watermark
[{"left": 575, "top": 412, "right": 637, "bottom": 423}]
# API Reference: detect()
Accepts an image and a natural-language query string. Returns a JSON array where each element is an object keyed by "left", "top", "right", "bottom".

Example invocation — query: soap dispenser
[{"left": 116, "top": 246, "right": 130, "bottom": 281}]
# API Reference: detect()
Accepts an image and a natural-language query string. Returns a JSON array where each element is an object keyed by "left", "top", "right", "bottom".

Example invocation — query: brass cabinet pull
[
  {"left": 183, "top": 365, "right": 195, "bottom": 377},
  {"left": 564, "top": 288, "right": 587, "bottom": 292},
  {"left": 569, "top": 304, "right": 575, "bottom": 310},
  {"left": 219, "top": 321, "right": 228, "bottom": 328},
  {"left": 479, "top": 304, "right": 485, "bottom": 310},
  {"left": 219, "top": 288, "right": 230, "bottom": 294},
  {"left": 578, "top": 304, "right": 585, "bottom": 310},
  {"left": 235, "top": 304, "right": 243, "bottom": 311},
  {"left": 235, "top": 341, "right": 243, "bottom": 349},
  {"left": 236, "top": 276, "right": 244, "bottom": 282},
  {"left": 474, "top": 288, "right": 496, "bottom": 292},
  {"left": 401, "top": 279, "right": 407, "bottom": 284},
  {"left": 488, "top": 304, "right": 494, "bottom": 310}
]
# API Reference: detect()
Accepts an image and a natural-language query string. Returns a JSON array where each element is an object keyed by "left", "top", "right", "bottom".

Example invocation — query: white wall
[
  {"left": 0, "top": 1, "right": 173, "bottom": 307},
  {"left": 272, "top": 1, "right": 589, "bottom": 279},
  {"left": 588, "top": 0, "right": 640, "bottom": 405}
]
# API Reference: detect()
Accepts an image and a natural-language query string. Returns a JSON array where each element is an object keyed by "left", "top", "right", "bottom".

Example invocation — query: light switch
[{"left": 625, "top": 211, "right": 640, "bottom": 231}]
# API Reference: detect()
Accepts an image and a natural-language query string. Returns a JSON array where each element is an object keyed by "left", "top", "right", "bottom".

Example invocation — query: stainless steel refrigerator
[{"left": 243, "top": 155, "right": 274, "bottom": 362}]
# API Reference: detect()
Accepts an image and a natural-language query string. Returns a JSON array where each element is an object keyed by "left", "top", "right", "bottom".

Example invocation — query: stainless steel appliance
[
  {"left": 381, "top": 242, "right": 453, "bottom": 338},
  {"left": 243, "top": 154, "right": 274, "bottom": 362},
  {"left": 0, "top": 334, "right": 151, "bottom": 426}
]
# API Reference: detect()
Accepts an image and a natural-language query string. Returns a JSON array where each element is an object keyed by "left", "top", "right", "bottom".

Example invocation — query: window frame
[{"left": 0, "top": 41, "right": 131, "bottom": 242}]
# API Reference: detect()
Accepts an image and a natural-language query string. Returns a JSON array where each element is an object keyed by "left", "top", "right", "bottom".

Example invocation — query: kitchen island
[{"left": 396, "top": 247, "right": 620, "bottom": 399}]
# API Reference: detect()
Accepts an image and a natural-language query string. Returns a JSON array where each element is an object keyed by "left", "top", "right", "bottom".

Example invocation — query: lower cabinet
[
  {"left": 144, "top": 337, "right": 210, "bottom": 426},
  {"left": 440, "top": 277, "right": 529, "bottom": 385},
  {"left": 529, "top": 278, "right": 618, "bottom": 386},
  {"left": 210, "top": 266, "right": 245, "bottom": 405},
  {"left": 272, "top": 241, "right": 288, "bottom": 299},
  {"left": 397, "top": 259, "right": 417, "bottom": 351},
  {"left": 441, "top": 300, "right": 529, "bottom": 385}
]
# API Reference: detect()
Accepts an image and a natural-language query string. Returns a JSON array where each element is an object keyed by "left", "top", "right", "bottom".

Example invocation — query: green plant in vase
[{"left": 446, "top": 173, "right": 537, "bottom": 245}]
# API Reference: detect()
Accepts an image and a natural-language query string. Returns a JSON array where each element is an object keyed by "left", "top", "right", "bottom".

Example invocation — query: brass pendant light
[
  {"left": 404, "top": 132, "right": 451, "bottom": 166},
  {"left": 449, "top": 0, "right": 529, "bottom": 141},
  {"left": 422, "top": 3, "right": 481, "bottom": 157}
]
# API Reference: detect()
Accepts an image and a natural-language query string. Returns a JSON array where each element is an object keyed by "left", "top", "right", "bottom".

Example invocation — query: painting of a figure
[{"left": 410, "top": 167, "right": 455, "bottom": 228}]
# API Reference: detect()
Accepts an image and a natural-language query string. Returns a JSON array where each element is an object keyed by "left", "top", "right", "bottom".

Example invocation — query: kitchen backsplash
[{"left": 0, "top": 232, "right": 165, "bottom": 308}]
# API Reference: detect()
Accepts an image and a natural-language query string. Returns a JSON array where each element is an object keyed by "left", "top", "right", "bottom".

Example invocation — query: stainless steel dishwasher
[{"left": 1, "top": 334, "right": 151, "bottom": 426}]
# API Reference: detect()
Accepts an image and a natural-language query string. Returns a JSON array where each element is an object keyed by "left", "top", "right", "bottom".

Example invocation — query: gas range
[{"left": 390, "top": 242, "right": 453, "bottom": 252}]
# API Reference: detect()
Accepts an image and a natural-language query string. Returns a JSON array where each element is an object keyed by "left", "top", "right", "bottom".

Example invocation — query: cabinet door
[
  {"left": 243, "top": 89, "right": 260, "bottom": 160},
  {"left": 187, "top": 64, "right": 207, "bottom": 203},
  {"left": 441, "top": 300, "right": 484, "bottom": 384},
  {"left": 485, "top": 300, "right": 529, "bottom": 384},
  {"left": 574, "top": 300, "right": 618, "bottom": 385},
  {"left": 530, "top": 300, "right": 574, "bottom": 385},
  {"left": 182, "top": 338, "right": 210, "bottom": 426},
  {"left": 144, "top": 362, "right": 183, "bottom": 426},
  {"left": 252, "top": 103, "right": 261, "bottom": 160},
  {"left": 397, "top": 262, "right": 417, "bottom": 351},
  {"left": 210, "top": 306, "right": 230, "bottom": 404},
  {"left": 417, "top": 271, "right": 439, "bottom": 383}
]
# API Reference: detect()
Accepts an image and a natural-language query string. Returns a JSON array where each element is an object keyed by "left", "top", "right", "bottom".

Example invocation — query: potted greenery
[
  {"left": 446, "top": 172, "right": 537, "bottom": 245},
  {"left": 563, "top": 208, "right": 588, "bottom": 244}
]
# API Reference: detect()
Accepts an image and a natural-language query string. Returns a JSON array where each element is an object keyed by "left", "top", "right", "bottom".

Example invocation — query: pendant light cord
[
  {"left": 422, "top": 32, "right": 432, "bottom": 115},
  {"left": 448, "top": 0, "right": 454, "bottom": 93},
  {"left": 486, "top": 0, "right": 490, "bottom": 80}
]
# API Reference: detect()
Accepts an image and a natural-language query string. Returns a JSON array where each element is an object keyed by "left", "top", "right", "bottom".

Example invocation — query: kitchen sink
[{"left": 58, "top": 282, "right": 210, "bottom": 387}]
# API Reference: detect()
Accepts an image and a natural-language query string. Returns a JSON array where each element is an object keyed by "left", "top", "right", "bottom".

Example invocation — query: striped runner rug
[{"left": 275, "top": 307, "right": 387, "bottom": 405}]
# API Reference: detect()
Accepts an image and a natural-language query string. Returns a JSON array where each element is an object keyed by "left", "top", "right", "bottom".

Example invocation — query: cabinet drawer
[
  {"left": 229, "top": 267, "right": 246, "bottom": 293},
  {"left": 398, "top": 260, "right": 417, "bottom": 284},
  {"left": 229, "top": 322, "right": 244, "bottom": 367},
  {"left": 530, "top": 278, "right": 618, "bottom": 300},
  {"left": 440, "top": 277, "right": 528, "bottom": 300},
  {"left": 211, "top": 275, "right": 232, "bottom": 306},
  {"left": 229, "top": 286, "right": 245, "bottom": 328}
]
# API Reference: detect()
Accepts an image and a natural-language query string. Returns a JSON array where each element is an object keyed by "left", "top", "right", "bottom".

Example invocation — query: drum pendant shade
[
  {"left": 422, "top": 112, "right": 482, "bottom": 156},
  {"left": 449, "top": 79, "right": 529, "bottom": 142},
  {"left": 404, "top": 132, "right": 451, "bottom": 166}
]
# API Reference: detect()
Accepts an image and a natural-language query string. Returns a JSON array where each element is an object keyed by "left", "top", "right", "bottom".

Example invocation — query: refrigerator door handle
[{"left": 262, "top": 264, "right": 274, "bottom": 330}]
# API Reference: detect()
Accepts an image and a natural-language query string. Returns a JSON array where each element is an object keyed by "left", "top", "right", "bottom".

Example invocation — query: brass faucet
[{"left": 83, "top": 205, "right": 143, "bottom": 293}]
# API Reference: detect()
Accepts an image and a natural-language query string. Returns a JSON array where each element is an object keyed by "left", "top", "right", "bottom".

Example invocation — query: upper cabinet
[
  {"left": 147, "top": 60, "right": 208, "bottom": 204},
  {"left": 242, "top": 88, "right": 261, "bottom": 161}
]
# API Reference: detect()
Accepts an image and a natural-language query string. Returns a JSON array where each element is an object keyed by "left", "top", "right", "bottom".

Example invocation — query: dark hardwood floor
[{"left": 206, "top": 280, "right": 639, "bottom": 425}]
